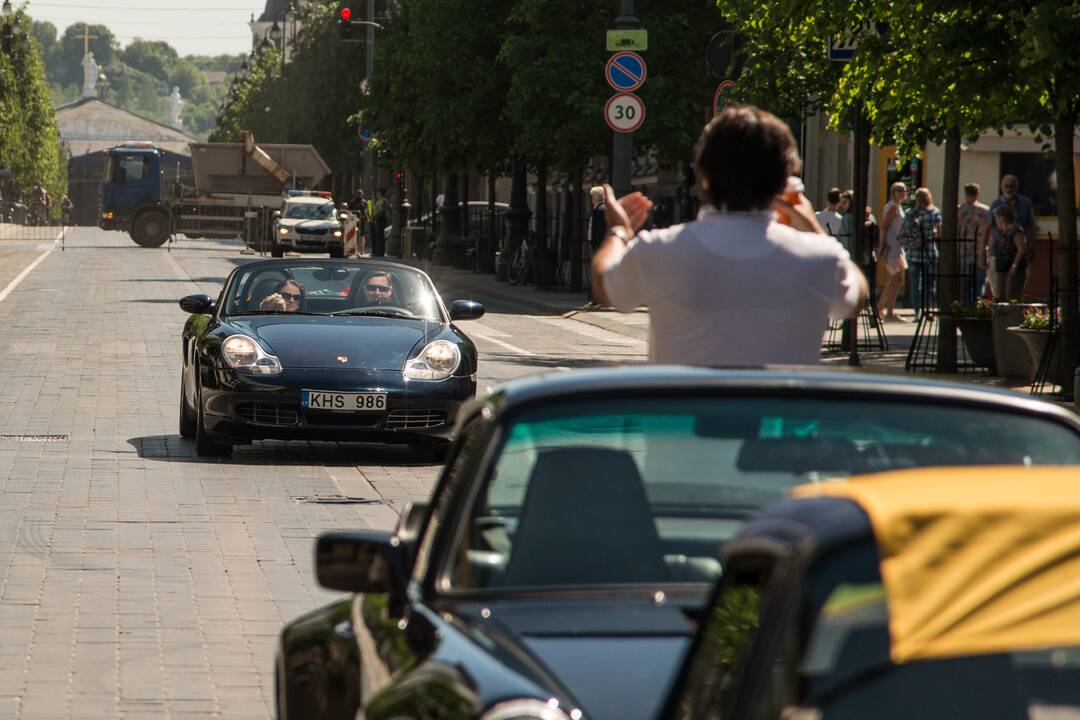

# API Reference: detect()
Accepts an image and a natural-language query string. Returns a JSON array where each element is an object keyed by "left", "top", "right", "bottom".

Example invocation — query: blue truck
[{"left": 99, "top": 133, "right": 331, "bottom": 248}]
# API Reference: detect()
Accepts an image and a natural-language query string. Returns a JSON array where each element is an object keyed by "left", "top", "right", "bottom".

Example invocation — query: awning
[{"left": 792, "top": 467, "right": 1080, "bottom": 663}]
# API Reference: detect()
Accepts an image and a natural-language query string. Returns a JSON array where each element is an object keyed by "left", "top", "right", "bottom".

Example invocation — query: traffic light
[
  {"left": 338, "top": 4, "right": 352, "bottom": 39},
  {"left": 395, "top": 171, "right": 406, "bottom": 197}
]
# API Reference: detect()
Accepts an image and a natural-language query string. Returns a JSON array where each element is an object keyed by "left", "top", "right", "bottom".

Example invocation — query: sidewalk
[{"left": 417, "top": 259, "right": 1075, "bottom": 408}]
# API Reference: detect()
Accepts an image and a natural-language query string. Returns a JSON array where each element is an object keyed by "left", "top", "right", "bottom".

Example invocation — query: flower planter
[
  {"left": 1007, "top": 327, "right": 1068, "bottom": 388},
  {"left": 992, "top": 303, "right": 1046, "bottom": 381},
  {"left": 953, "top": 317, "right": 995, "bottom": 372}
]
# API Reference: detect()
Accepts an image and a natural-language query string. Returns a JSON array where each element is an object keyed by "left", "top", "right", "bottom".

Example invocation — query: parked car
[
  {"left": 662, "top": 466, "right": 1080, "bottom": 720},
  {"left": 275, "top": 368, "right": 1080, "bottom": 720},
  {"left": 178, "top": 258, "right": 485, "bottom": 457},
  {"left": 385, "top": 201, "right": 510, "bottom": 244}
]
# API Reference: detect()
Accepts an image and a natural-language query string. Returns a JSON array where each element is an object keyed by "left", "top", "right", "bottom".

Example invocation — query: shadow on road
[{"left": 127, "top": 434, "right": 445, "bottom": 468}]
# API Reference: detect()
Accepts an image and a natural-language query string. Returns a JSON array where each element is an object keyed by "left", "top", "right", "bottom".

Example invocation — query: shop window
[{"left": 1000, "top": 152, "right": 1056, "bottom": 217}]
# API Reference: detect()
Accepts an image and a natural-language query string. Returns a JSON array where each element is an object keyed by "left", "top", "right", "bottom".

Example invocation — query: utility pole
[
  {"left": 364, "top": 0, "right": 375, "bottom": 193},
  {"left": 611, "top": 0, "right": 638, "bottom": 197}
]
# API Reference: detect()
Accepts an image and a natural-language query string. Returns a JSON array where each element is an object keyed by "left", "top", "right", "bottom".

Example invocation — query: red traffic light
[{"left": 340, "top": 7, "right": 352, "bottom": 20}]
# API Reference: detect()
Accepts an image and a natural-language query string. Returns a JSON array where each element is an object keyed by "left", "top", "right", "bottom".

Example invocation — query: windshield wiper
[
  {"left": 228, "top": 310, "right": 323, "bottom": 316},
  {"left": 331, "top": 309, "right": 417, "bottom": 319}
]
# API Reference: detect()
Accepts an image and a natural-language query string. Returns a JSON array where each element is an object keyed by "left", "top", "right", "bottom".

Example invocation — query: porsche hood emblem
[{"left": 337, "top": 356, "right": 348, "bottom": 364}]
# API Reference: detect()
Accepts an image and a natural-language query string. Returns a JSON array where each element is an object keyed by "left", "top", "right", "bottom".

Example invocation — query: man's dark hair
[
  {"left": 826, "top": 188, "right": 841, "bottom": 205},
  {"left": 994, "top": 204, "right": 1016, "bottom": 224},
  {"left": 693, "top": 105, "right": 801, "bottom": 212},
  {"left": 964, "top": 182, "right": 980, "bottom": 197}
]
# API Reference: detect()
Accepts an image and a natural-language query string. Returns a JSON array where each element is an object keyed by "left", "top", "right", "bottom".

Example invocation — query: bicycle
[{"left": 507, "top": 232, "right": 533, "bottom": 285}]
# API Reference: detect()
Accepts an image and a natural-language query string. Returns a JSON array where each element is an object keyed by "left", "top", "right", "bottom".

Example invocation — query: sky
[{"left": 22, "top": 0, "right": 268, "bottom": 57}]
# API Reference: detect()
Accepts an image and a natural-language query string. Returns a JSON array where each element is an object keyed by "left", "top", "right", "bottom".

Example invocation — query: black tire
[
  {"left": 132, "top": 211, "right": 169, "bottom": 247},
  {"left": 271, "top": 242, "right": 284, "bottom": 258},
  {"left": 329, "top": 243, "right": 344, "bottom": 259},
  {"left": 179, "top": 377, "right": 196, "bottom": 439},
  {"left": 193, "top": 380, "right": 232, "bottom": 457}
]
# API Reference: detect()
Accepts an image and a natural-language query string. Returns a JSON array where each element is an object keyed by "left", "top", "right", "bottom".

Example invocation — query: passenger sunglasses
[
  {"left": 366, "top": 284, "right": 391, "bottom": 293},
  {"left": 280, "top": 291, "right": 302, "bottom": 301}
]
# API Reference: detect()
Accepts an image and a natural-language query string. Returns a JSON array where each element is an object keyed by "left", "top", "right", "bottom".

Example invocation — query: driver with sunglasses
[{"left": 359, "top": 271, "right": 395, "bottom": 307}]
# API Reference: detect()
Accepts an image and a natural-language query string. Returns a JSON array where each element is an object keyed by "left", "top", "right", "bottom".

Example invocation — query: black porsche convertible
[
  {"left": 276, "top": 368, "right": 1080, "bottom": 720},
  {"left": 178, "top": 258, "right": 484, "bottom": 457}
]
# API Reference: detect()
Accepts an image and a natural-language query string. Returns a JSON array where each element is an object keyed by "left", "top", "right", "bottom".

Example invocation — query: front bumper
[
  {"left": 100, "top": 211, "right": 129, "bottom": 231},
  {"left": 201, "top": 366, "right": 475, "bottom": 444},
  {"left": 277, "top": 229, "right": 343, "bottom": 253}
]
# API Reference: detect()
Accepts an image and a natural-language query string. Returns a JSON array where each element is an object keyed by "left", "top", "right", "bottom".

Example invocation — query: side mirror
[
  {"left": 316, "top": 531, "right": 406, "bottom": 595},
  {"left": 450, "top": 299, "right": 485, "bottom": 321},
  {"left": 272, "top": 210, "right": 282, "bottom": 219},
  {"left": 179, "top": 293, "right": 215, "bottom": 314}
]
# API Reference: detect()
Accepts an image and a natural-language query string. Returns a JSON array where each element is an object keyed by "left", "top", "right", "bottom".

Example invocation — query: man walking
[
  {"left": 814, "top": 187, "right": 843, "bottom": 237},
  {"left": 592, "top": 105, "right": 867, "bottom": 366},
  {"left": 348, "top": 189, "right": 369, "bottom": 255},
  {"left": 983, "top": 176, "right": 1035, "bottom": 300},
  {"left": 957, "top": 182, "right": 991, "bottom": 301},
  {"left": 371, "top": 188, "right": 388, "bottom": 257}
]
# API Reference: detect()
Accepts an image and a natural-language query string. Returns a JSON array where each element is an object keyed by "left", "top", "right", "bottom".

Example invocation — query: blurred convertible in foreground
[
  {"left": 276, "top": 368, "right": 1080, "bottom": 720},
  {"left": 664, "top": 466, "right": 1080, "bottom": 720}
]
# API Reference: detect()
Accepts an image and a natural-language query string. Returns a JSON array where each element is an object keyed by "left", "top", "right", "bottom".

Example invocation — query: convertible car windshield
[
  {"left": 222, "top": 261, "right": 442, "bottom": 320},
  {"left": 284, "top": 201, "right": 335, "bottom": 220},
  {"left": 447, "top": 396, "right": 1080, "bottom": 592}
]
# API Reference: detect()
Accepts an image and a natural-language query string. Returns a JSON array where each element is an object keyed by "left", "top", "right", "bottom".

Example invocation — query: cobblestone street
[{"left": 0, "top": 228, "right": 647, "bottom": 719}]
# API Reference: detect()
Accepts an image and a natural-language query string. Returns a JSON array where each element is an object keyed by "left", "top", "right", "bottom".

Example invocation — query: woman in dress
[{"left": 877, "top": 182, "right": 909, "bottom": 321}]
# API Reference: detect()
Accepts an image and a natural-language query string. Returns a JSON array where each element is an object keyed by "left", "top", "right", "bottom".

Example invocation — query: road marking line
[
  {"left": 470, "top": 330, "right": 571, "bottom": 372},
  {"left": 0, "top": 236, "right": 59, "bottom": 306},
  {"left": 162, "top": 247, "right": 201, "bottom": 291}
]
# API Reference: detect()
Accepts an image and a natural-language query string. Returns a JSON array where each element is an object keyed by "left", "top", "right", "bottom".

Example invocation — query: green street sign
[{"left": 607, "top": 29, "right": 648, "bottom": 52}]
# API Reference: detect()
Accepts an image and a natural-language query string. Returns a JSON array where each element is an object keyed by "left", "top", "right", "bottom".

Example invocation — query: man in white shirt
[
  {"left": 814, "top": 187, "right": 843, "bottom": 236},
  {"left": 592, "top": 105, "right": 867, "bottom": 367}
]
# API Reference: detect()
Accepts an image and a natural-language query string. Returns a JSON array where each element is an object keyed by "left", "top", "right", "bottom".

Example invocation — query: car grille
[
  {"left": 385, "top": 409, "right": 447, "bottom": 430},
  {"left": 296, "top": 227, "right": 329, "bottom": 236},
  {"left": 237, "top": 402, "right": 299, "bottom": 426},
  {"left": 305, "top": 413, "right": 380, "bottom": 427}
]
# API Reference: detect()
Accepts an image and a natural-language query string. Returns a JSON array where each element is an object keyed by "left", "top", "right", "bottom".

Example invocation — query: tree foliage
[{"left": 0, "top": 9, "right": 66, "bottom": 202}]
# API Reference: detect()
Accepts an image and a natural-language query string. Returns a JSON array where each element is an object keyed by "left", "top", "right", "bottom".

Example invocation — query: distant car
[
  {"left": 177, "top": 258, "right": 485, "bottom": 457},
  {"left": 662, "top": 466, "right": 1080, "bottom": 720},
  {"left": 273, "top": 192, "right": 347, "bottom": 258},
  {"left": 274, "top": 368, "right": 1080, "bottom": 720}
]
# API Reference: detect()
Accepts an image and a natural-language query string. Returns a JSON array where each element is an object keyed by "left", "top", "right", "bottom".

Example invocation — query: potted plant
[
  {"left": 943, "top": 299, "right": 994, "bottom": 371},
  {"left": 1007, "top": 307, "right": 1067, "bottom": 387},
  {"left": 992, "top": 300, "right": 1047, "bottom": 381}
]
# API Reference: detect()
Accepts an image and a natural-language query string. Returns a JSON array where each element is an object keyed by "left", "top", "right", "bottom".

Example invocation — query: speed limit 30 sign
[{"left": 605, "top": 92, "right": 645, "bottom": 133}]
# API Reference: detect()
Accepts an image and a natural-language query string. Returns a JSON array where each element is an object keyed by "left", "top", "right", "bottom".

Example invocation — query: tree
[
  {"left": 0, "top": 9, "right": 66, "bottom": 205},
  {"left": 121, "top": 39, "right": 178, "bottom": 83},
  {"left": 168, "top": 60, "right": 205, "bottom": 97},
  {"left": 31, "top": 20, "right": 58, "bottom": 77}
]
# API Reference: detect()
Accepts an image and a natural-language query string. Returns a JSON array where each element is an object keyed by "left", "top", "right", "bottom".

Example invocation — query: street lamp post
[
  {"left": 611, "top": 0, "right": 639, "bottom": 198},
  {"left": 2, "top": 0, "right": 19, "bottom": 55}
]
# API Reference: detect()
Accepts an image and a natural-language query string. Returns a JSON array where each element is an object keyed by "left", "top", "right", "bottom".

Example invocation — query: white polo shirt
[{"left": 601, "top": 209, "right": 862, "bottom": 366}]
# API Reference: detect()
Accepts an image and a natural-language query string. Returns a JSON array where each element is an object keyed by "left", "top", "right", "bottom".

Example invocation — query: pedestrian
[
  {"left": 815, "top": 187, "right": 843, "bottom": 236},
  {"left": 984, "top": 175, "right": 1035, "bottom": 300},
  {"left": 585, "top": 186, "right": 607, "bottom": 304},
  {"left": 905, "top": 187, "right": 942, "bottom": 316},
  {"left": 59, "top": 194, "right": 74, "bottom": 226},
  {"left": 371, "top": 188, "right": 388, "bottom": 257},
  {"left": 957, "top": 182, "right": 991, "bottom": 302},
  {"left": 838, "top": 189, "right": 877, "bottom": 256},
  {"left": 877, "top": 183, "right": 909, "bottom": 321},
  {"left": 991, "top": 204, "right": 1028, "bottom": 301},
  {"left": 349, "top": 189, "right": 369, "bottom": 255},
  {"left": 591, "top": 104, "right": 867, "bottom": 366}
]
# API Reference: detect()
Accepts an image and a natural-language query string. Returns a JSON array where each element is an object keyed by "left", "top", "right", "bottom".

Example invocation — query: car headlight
[
  {"left": 333, "top": 229, "right": 342, "bottom": 237},
  {"left": 481, "top": 699, "right": 577, "bottom": 720},
  {"left": 279, "top": 227, "right": 289, "bottom": 235},
  {"left": 403, "top": 340, "right": 460, "bottom": 381},
  {"left": 222, "top": 335, "right": 282, "bottom": 375}
]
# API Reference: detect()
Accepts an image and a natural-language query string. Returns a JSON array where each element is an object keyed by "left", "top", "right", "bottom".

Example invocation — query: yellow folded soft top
[{"left": 792, "top": 466, "right": 1080, "bottom": 663}]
